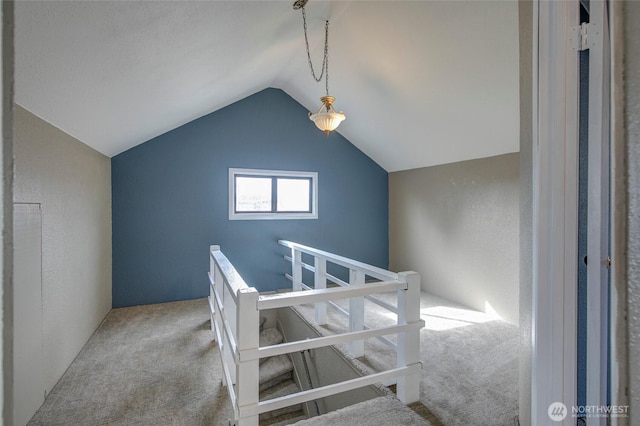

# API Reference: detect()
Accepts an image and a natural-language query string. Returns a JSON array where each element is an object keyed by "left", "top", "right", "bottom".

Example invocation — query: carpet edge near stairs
[{"left": 291, "top": 395, "right": 433, "bottom": 426}]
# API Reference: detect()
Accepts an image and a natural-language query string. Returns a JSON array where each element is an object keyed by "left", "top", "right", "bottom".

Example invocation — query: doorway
[
  {"left": 531, "top": 0, "right": 613, "bottom": 424},
  {"left": 13, "top": 203, "right": 44, "bottom": 426}
]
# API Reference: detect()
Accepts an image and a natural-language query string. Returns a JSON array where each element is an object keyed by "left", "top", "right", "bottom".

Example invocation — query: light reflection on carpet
[{"left": 420, "top": 305, "right": 499, "bottom": 331}]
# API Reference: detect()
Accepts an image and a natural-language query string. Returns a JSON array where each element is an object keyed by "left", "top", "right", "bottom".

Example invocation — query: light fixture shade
[
  {"left": 309, "top": 111, "right": 346, "bottom": 132},
  {"left": 309, "top": 96, "right": 346, "bottom": 136}
]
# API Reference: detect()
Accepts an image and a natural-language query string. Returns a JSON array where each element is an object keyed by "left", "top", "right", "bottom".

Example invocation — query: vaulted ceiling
[{"left": 15, "top": 1, "right": 519, "bottom": 172}]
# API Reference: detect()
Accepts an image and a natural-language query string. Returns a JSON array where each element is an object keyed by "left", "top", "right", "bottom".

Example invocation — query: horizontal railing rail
[
  {"left": 252, "top": 322, "right": 421, "bottom": 361},
  {"left": 208, "top": 242, "right": 423, "bottom": 426},
  {"left": 278, "top": 240, "right": 399, "bottom": 282},
  {"left": 257, "top": 280, "right": 405, "bottom": 310},
  {"left": 253, "top": 364, "right": 420, "bottom": 417}
]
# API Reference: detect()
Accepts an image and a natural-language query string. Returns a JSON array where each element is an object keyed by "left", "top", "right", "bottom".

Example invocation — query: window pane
[
  {"left": 229, "top": 168, "right": 317, "bottom": 220},
  {"left": 277, "top": 178, "right": 310, "bottom": 212},
  {"left": 235, "top": 177, "right": 272, "bottom": 212}
]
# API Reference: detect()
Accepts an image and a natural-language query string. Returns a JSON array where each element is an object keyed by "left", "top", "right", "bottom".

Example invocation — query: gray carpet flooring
[
  {"left": 294, "top": 291, "right": 520, "bottom": 426},
  {"left": 28, "top": 299, "right": 234, "bottom": 426},
  {"left": 294, "top": 396, "right": 430, "bottom": 426},
  {"left": 28, "top": 293, "right": 519, "bottom": 426}
]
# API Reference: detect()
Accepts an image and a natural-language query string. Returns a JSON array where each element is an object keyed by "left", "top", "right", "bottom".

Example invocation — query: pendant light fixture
[{"left": 293, "top": 0, "right": 345, "bottom": 137}]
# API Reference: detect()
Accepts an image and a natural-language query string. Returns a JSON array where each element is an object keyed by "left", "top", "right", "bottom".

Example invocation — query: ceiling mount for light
[
  {"left": 292, "top": 0, "right": 307, "bottom": 10},
  {"left": 293, "top": 0, "right": 345, "bottom": 137}
]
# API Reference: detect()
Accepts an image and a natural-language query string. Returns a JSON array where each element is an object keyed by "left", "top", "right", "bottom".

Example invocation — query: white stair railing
[{"left": 208, "top": 242, "right": 424, "bottom": 426}]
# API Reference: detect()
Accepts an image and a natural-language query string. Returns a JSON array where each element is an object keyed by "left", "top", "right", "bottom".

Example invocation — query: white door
[{"left": 13, "top": 203, "right": 44, "bottom": 426}]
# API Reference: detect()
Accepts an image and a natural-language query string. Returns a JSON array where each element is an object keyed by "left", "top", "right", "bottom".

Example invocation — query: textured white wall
[
  {"left": 518, "top": 0, "right": 533, "bottom": 423},
  {"left": 13, "top": 105, "right": 111, "bottom": 395},
  {"left": 389, "top": 153, "right": 520, "bottom": 325},
  {"left": 1, "top": 1, "right": 13, "bottom": 421},
  {"left": 625, "top": 1, "right": 640, "bottom": 422}
]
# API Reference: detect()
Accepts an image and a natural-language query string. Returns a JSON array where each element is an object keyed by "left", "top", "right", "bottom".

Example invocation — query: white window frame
[{"left": 228, "top": 168, "right": 318, "bottom": 220}]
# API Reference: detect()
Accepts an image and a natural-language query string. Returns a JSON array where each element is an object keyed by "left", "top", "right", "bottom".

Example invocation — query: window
[{"left": 229, "top": 168, "right": 318, "bottom": 220}]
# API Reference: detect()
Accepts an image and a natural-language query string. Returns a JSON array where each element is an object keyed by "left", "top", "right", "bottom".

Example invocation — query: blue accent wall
[{"left": 112, "top": 88, "right": 388, "bottom": 307}]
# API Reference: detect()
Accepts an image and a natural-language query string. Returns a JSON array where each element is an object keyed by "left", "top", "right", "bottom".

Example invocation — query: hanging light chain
[
  {"left": 324, "top": 18, "right": 329, "bottom": 97},
  {"left": 300, "top": 6, "right": 330, "bottom": 97}
]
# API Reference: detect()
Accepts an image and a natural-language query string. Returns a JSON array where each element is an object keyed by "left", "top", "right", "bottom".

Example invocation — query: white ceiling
[{"left": 15, "top": 1, "right": 519, "bottom": 172}]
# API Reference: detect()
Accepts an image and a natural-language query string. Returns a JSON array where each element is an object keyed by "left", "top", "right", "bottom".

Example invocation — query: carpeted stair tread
[
  {"left": 260, "top": 327, "right": 285, "bottom": 365},
  {"left": 292, "top": 396, "right": 432, "bottom": 425},
  {"left": 259, "top": 379, "right": 304, "bottom": 421},
  {"left": 260, "top": 379, "right": 300, "bottom": 401},
  {"left": 260, "top": 409, "right": 307, "bottom": 426},
  {"left": 258, "top": 326, "right": 304, "bottom": 423},
  {"left": 260, "top": 327, "right": 284, "bottom": 347},
  {"left": 259, "top": 354, "right": 294, "bottom": 392}
]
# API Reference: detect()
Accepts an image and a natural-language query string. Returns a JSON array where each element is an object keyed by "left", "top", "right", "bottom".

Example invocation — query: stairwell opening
[{"left": 257, "top": 306, "right": 385, "bottom": 425}]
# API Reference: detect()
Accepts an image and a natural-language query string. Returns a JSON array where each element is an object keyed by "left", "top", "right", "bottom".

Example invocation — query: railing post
[
  {"left": 348, "top": 269, "right": 365, "bottom": 357},
  {"left": 396, "top": 271, "right": 421, "bottom": 404},
  {"left": 236, "top": 287, "right": 260, "bottom": 426},
  {"left": 314, "top": 256, "right": 327, "bottom": 324},
  {"left": 209, "top": 245, "right": 219, "bottom": 335},
  {"left": 213, "top": 251, "right": 234, "bottom": 387},
  {"left": 292, "top": 248, "right": 302, "bottom": 292}
]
